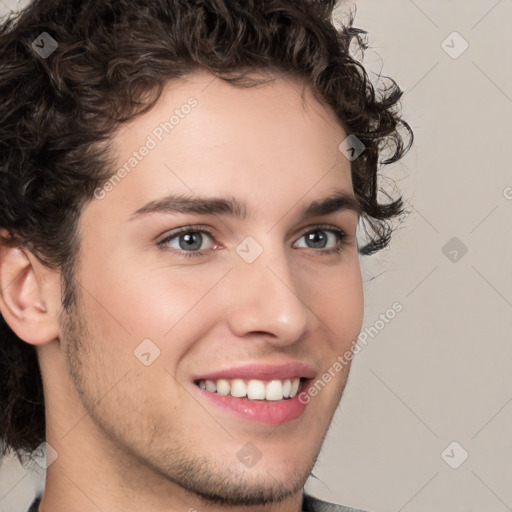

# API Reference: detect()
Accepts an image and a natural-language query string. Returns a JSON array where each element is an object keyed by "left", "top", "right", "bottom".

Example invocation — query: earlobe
[{"left": 0, "top": 241, "right": 61, "bottom": 346}]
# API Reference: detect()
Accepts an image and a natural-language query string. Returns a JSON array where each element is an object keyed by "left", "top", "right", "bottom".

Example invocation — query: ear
[{"left": 0, "top": 236, "right": 61, "bottom": 346}]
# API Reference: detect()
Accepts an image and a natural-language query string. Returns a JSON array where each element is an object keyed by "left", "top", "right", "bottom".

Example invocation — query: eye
[
  {"left": 159, "top": 229, "right": 215, "bottom": 253},
  {"left": 293, "top": 227, "right": 347, "bottom": 251}
]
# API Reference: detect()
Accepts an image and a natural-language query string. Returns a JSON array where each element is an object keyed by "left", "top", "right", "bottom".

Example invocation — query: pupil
[
  {"left": 306, "top": 230, "right": 327, "bottom": 248},
  {"left": 179, "top": 232, "right": 202, "bottom": 251}
]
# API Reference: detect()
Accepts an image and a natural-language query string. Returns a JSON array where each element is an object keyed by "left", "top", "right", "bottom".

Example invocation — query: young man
[{"left": 0, "top": 1, "right": 412, "bottom": 511}]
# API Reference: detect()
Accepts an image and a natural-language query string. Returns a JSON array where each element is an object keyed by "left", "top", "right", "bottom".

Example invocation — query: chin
[
  {"left": 151, "top": 442, "right": 315, "bottom": 507},
  {"left": 190, "top": 464, "right": 308, "bottom": 507}
]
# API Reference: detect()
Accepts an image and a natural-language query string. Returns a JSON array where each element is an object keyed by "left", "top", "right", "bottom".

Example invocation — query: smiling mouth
[{"left": 194, "top": 377, "right": 305, "bottom": 401}]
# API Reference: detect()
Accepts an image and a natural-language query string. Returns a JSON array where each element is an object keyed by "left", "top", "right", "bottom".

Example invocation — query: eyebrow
[
  {"left": 298, "top": 190, "right": 361, "bottom": 220},
  {"left": 129, "top": 190, "right": 361, "bottom": 222}
]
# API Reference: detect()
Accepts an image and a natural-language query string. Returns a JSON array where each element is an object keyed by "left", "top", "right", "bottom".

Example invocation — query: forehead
[{"left": 89, "top": 70, "right": 353, "bottom": 223}]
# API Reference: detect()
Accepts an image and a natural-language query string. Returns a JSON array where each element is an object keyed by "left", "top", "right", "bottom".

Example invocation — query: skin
[{"left": 0, "top": 70, "right": 364, "bottom": 512}]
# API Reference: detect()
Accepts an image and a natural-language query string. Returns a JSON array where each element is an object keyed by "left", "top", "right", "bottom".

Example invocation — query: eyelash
[{"left": 157, "top": 224, "right": 349, "bottom": 259}]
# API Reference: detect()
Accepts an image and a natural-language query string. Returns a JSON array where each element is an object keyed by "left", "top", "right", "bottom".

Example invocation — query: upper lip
[{"left": 192, "top": 363, "right": 316, "bottom": 382}]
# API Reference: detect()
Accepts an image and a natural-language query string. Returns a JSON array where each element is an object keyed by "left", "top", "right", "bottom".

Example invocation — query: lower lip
[{"left": 193, "top": 381, "right": 310, "bottom": 425}]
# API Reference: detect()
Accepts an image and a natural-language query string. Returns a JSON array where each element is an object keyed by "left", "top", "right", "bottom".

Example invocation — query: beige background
[{"left": 1, "top": 0, "right": 511, "bottom": 511}]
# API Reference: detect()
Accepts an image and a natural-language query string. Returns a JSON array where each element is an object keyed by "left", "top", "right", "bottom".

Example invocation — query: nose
[{"left": 224, "top": 248, "right": 316, "bottom": 346}]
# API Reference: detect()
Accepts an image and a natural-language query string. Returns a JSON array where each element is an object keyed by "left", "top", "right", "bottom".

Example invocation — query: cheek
[
  {"left": 300, "top": 256, "right": 363, "bottom": 346},
  {"left": 78, "top": 252, "right": 226, "bottom": 358}
]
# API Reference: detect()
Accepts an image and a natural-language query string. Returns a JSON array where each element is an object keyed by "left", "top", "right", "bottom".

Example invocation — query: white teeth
[
  {"left": 265, "top": 380, "right": 283, "bottom": 401},
  {"left": 230, "top": 379, "right": 247, "bottom": 398},
  {"left": 205, "top": 380, "right": 216, "bottom": 392},
  {"left": 197, "top": 377, "right": 302, "bottom": 401},
  {"left": 216, "top": 379, "right": 230, "bottom": 396},
  {"left": 247, "top": 379, "right": 266, "bottom": 400},
  {"left": 290, "top": 378, "right": 300, "bottom": 397},
  {"left": 282, "top": 379, "right": 291, "bottom": 398}
]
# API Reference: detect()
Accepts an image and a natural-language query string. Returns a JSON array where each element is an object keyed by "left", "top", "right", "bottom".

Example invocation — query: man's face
[{"left": 56, "top": 71, "right": 364, "bottom": 506}]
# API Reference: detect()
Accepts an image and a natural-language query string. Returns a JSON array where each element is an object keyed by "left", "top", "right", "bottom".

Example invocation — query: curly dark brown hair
[{"left": 0, "top": 0, "right": 412, "bottom": 462}]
